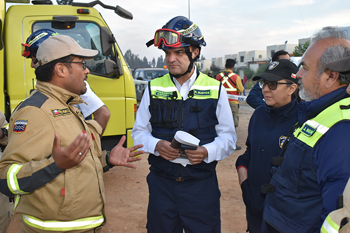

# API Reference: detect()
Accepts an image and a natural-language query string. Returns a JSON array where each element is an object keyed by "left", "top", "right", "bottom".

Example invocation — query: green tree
[
  {"left": 141, "top": 56, "right": 149, "bottom": 67},
  {"left": 255, "top": 64, "right": 268, "bottom": 76},
  {"left": 151, "top": 58, "right": 156, "bottom": 68},
  {"left": 124, "top": 49, "right": 151, "bottom": 69},
  {"left": 195, "top": 63, "right": 201, "bottom": 71},
  {"left": 210, "top": 64, "right": 221, "bottom": 78},
  {"left": 293, "top": 40, "right": 310, "bottom": 56},
  {"left": 210, "top": 64, "right": 222, "bottom": 78},
  {"left": 243, "top": 68, "right": 255, "bottom": 80}
]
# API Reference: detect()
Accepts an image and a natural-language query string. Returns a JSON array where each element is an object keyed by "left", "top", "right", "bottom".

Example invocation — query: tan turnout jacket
[{"left": 0, "top": 81, "right": 110, "bottom": 232}]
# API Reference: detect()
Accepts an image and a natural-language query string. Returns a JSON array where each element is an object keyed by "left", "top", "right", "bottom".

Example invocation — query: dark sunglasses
[
  {"left": 258, "top": 80, "right": 292, "bottom": 90},
  {"left": 63, "top": 61, "right": 87, "bottom": 70}
]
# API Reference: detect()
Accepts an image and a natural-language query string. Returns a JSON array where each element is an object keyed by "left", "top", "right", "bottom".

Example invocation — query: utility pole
[{"left": 188, "top": 0, "right": 190, "bottom": 19}]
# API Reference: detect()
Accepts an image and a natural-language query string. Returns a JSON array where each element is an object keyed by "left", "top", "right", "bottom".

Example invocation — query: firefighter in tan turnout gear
[
  {"left": 0, "top": 35, "right": 143, "bottom": 232},
  {"left": 0, "top": 111, "right": 13, "bottom": 233}
]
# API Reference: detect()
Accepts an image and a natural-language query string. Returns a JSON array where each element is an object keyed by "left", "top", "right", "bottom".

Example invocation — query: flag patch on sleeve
[
  {"left": 51, "top": 108, "right": 71, "bottom": 117},
  {"left": 13, "top": 120, "right": 28, "bottom": 133}
]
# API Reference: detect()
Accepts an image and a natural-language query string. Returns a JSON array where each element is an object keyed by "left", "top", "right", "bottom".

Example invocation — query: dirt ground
[{"left": 7, "top": 102, "right": 254, "bottom": 233}]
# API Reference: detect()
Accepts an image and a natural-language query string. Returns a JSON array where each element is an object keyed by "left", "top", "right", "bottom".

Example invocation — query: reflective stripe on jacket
[
  {"left": 216, "top": 71, "right": 242, "bottom": 103},
  {"left": 219, "top": 72, "right": 238, "bottom": 92},
  {"left": 321, "top": 215, "right": 340, "bottom": 233},
  {"left": 23, "top": 214, "right": 104, "bottom": 232}
]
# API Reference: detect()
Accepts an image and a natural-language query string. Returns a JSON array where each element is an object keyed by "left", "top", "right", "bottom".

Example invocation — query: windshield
[
  {"left": 33, "top": 21, "right": 112, "bottom": 75},
  {"left": 144, "top": 70, "right": 168, "bottom": 80}
]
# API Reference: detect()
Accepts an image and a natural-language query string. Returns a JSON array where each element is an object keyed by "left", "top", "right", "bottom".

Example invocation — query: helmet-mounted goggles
[
  {"left": 146, "top": 28, "right": 199, "bottom": 48},
  {"left": 21, "top": 43, "right": 38, "bottom": 59},
  {"left": 21, "top": 43, "right": 32, "bottom": 58},
  {"left": 154, "top": 29, "right": 184, "bottom": 48}
]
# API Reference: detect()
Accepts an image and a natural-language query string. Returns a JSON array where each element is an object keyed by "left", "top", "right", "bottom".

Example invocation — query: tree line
[
  {"left": 124, "top": 41, "right": 309, "bottom": 77},
  {"left": 124, "top": 50, "right": 207, "bottom": 70},
  {"left": 124, "top": 49, "right": 166, "bottom": 69}
]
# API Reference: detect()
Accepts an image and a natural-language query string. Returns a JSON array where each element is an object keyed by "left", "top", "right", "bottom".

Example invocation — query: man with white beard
[{"left": 261, "top": 27, "right": 350, "bottom": 233}]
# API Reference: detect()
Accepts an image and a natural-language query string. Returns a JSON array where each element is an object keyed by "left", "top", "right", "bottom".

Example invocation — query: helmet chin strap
[{"left": 169, "top": 47, "right": 195, "bottom": 79}]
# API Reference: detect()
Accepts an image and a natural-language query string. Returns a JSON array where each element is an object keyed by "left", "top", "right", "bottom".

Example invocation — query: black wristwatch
[
  {"left": 0, "top": 128, "right": 8, "bottom": 139},
  {"left": 106, "top": 152, "right": 113, "bottom": 167}
]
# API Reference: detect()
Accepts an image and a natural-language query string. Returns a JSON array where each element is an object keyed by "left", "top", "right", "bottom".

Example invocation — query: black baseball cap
[
  {"left": 325, "top": 56, "right": 350, "bottom": 74},
  {"left": 252, "top": 59, "right": 299, "bottom": 84}
]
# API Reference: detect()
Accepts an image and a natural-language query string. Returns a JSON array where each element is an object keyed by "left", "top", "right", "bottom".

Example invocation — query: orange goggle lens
[{"left": 154, "top": 29, "right": 183, "bottom": 48}]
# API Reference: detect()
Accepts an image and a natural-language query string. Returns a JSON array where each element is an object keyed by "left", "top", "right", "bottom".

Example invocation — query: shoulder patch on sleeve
[
  {"left": 17, "top": 92, "right": 48, "bottom": 111},
  {"left": 13, "top": 120, "right": 28, "bottom": 133},
  {"left": 279, "top": 135, "right": 289, "bottom": 148}
]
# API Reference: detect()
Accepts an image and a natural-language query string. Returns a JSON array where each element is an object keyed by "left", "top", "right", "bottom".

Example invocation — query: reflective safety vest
[
  {"left": 321, "top": 178, "right": 350, "bottom": 233},
  {"left": 218, "top": 71, "right": 239, "bottom": 101},
  {"left": 264, "top": 97, "right": 350, "bottom": 232},
  {"left": 148, "top": 73, "right": 221, "bottom": 180},
  {"left": 23, "top": 214, "right": 104, "bottom": 231}
]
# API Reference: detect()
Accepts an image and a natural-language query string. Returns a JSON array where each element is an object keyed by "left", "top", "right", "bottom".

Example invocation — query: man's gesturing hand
[
  {"left": 108, "top": 136, "right": 144, "bottom": 169},
  {"left": 52, "top": 132, "right": 90, "bottom": 170}
]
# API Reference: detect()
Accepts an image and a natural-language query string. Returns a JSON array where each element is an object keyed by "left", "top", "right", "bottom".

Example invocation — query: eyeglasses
[
  {"left": 258, "top": 80, "right": 292, "bottom": 90},
  {"left": 63, "top": 61, "right": 87, "bottom": 70},
  {"left": 153, "top": 28, "right": 184, "bottom": 48}
]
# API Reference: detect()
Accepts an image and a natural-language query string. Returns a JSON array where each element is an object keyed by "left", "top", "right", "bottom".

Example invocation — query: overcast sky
[
  {"left": 14, "top": 0, "right": 350, "bottom": 61},
  {"left": 84, "top": 0, "right": 350, "bottom": 61}
]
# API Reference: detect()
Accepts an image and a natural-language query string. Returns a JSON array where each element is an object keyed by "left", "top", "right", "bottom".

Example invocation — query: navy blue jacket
[
  {"left": 236, "top": 97, "right": 298, "bottom": 217},
  {"left": 246, "top": 82, "right": 265, "bottom": 109},
  {"left": 263, "top": 87, "right": 350, "bottom": 232}
]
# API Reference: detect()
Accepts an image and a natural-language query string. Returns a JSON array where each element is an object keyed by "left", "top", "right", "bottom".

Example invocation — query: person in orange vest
[{"left": 215, "top": 59, "right": 244, "bottom": 150}]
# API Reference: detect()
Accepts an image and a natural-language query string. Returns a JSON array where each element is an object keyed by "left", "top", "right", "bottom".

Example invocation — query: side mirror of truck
[
  {"left": 100, "top": 27, "right": 114, "bottom": 56},
  {"left": 100, "top": 27, "right": 123, "bottom": 78},
  {"left": 115, "top": 6, "right": 133, "bottom": 20},
  {"left": 104, "top": 59, "right": 123, "bottom": 78}
]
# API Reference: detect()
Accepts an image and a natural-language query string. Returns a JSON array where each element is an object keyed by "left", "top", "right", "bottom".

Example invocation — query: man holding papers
[{"left": 132, "top": 16, "right": 236, "bottom": 233}]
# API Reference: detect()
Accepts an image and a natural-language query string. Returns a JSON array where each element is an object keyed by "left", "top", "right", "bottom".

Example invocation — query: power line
[{"left": 296, "top": 0, "right": 309, "bottom": 38}]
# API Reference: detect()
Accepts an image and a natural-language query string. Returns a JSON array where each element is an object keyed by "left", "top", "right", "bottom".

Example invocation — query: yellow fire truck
[{"left": 0, "top": 0, "right": 137, "bottom": 150}]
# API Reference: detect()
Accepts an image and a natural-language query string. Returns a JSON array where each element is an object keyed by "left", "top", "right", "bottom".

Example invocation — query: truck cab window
[{"left": 33, "top": 22, "right": 112, "bottom": 75}]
